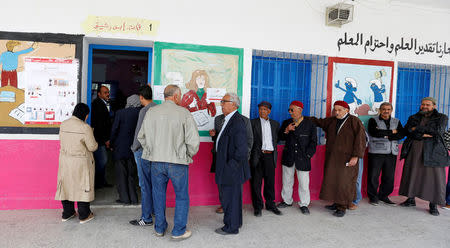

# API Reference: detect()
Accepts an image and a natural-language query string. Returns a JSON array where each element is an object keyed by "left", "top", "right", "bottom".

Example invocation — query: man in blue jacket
[{"left": 214, "top": 93, "right": 250, "bottom": 235}]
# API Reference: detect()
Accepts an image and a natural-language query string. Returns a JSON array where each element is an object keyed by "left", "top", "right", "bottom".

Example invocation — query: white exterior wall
[{"left": 0, "top": 0, "right": 449, "bottom": 139}]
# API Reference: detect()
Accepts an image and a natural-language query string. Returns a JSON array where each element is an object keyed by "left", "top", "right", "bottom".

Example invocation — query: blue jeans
[
  {"left": 94, "top": 145, "right": 108, "bottom": 187},
  {"left": 446, "top": 168, "right": 450, "bottom": 205},
  {"left": 151, "top": 162, "right": 189, "bottom": 236},
  {"left": 353, "top": 158, "right": 364, "bottom": 205},
  {"left": 134, "top": 149, "right": 153, "bottom": 222}
]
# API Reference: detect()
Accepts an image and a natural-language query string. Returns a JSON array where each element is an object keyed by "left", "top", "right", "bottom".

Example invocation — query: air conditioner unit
[{"left": 326, "top": 3, "right": 354, "bottom": 27}]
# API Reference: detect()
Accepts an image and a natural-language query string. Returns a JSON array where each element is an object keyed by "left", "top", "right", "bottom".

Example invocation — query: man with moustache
[
  {"left": 249, "top": 101, "right": 281, "bottom": 217},
  {"left": 367, "top": 102, "right": 404, "bottom": 206},
  {"left": 399, "top": 97, "right": 449, "bottom": 216},
  {"left": 214, "top": 93, "right": 250, "bottom": 235},
  {"left": 309, "top": 101, "right": 366, "bottom": 217},
  {"left": 277, "top": 101, "right": 317, "bottom": 215}
]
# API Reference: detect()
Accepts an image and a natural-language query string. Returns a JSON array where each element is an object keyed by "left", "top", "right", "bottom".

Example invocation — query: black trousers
[
  {"left": 250, "top": 153, "right": 276, "bottom": 210},
  {"left": 115, "top": 158, "right": 138, "bottom": 204},
  {"left": 367, "top": 153, "right": 397, "bottom": 201},
  {"left": 219, "top": 184, "right": 242, "bottom": 234},
  {"left": 61, "top": 200, "right": 91, "bottom": 220}
]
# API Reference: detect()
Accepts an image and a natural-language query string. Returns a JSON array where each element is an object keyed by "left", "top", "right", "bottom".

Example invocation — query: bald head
[{"left": 164, "top": 84, "right": 181, "bottom": 105}]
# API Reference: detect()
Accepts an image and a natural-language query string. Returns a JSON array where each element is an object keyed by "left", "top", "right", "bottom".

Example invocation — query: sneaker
[
  {"left": 79, "top": 213, "right": 94, "bottom": 224},
  {"left": 380, "top": 198, "right": 397, "bottom": 206},
  {"left": 62, "top": 213, "right": 76, "bottom": 222},
  {"left": 442, "top": 204, "right": 450, "bottom": 210},
  {"left": 129, "top": 219, "right": 153, "bottom": 226},
  {"left": 277, "top": 202, "right": 292, "bottom": 208},
  {"left": 155, "top": 230, "right": 166, "bottom": 237},
  {"left": 348, "top": 203, "right": 358, "bottom": 210},
  {"left": 369, "top": 199, "right": 379, "bottom": 206},
  {"left": 299, "top": 206, "right": 310, "bottom": 215},
  {"left": 171, "top": 230, "right": 192, "bottom": 240}
]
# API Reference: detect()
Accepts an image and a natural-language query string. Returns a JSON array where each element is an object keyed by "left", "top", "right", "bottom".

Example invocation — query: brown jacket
[
  {"left": 55, "top": 116, "right": 98, "bottom": 202},
  {"left": 310, "top": 114, "right": 366, "bottom": 206}
]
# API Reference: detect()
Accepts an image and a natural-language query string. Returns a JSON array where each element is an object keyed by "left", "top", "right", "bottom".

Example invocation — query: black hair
[
  {"left": 138, "top": 85, "right": 153, "bottom": 100},
  {"left": 72, "top": 103, "right": 90, "bottom": 121}
]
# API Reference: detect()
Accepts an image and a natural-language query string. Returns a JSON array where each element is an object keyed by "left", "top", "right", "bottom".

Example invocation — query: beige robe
[{"left": 55, "top": 116, "right": 98, "bottom": 202}]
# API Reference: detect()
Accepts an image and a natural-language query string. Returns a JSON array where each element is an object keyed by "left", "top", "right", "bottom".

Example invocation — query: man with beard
[
  {"left": 308, "top": 101, "right": 366, "bottom": 217},
  {"left": 399, "top": 97, "right": 449, "bottom": 216}
]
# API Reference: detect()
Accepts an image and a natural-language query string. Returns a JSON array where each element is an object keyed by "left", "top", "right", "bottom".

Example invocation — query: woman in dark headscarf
[{"left": 55, "top": 103, "right": 98, "bottom": 224}]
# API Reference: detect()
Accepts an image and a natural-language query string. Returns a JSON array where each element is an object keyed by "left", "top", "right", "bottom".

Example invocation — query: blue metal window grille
[
  {"left": 396, "top": 63, "right": 450, "bottom": 129},
  {"left": 250, "top": 50, "right": 328, "bottom": 144}
]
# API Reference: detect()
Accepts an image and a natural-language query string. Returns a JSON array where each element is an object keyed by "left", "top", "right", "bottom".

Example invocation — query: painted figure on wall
[
  {"left": 334, "top": 77, "right": 362, "bottom": 116},
  {"left": 367, "top": 79, "right": 385, "bottom": 115},
  {"left": 180, "top": 69, "right": 217, "bottom": 117},
  {"left": 0, "top": 41, "right": 37, "bottom": 88}
]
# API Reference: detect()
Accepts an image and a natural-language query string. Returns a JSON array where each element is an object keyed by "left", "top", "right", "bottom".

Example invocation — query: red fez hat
[
  {"left": 334, "top": 100, "right": 349, "bottom": 109},
  {"left": 290, "top": 101, "right": 304, "bottom": 109}
]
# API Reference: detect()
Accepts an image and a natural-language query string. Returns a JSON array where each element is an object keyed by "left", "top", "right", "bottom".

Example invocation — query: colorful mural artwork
[
  {"left": 327, "top": 57, "right": 395, "bottom": 126},
  {"left": 0, "top": 39, "right": 77, "bottom": 128},
  {"left": 153, "top": 42, "right": 243, "bottom": 136}
]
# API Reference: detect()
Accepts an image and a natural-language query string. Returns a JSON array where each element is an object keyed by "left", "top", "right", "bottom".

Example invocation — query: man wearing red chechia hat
[
  {"left": 307, "top": 101, "right": 366, "bottom": 217},
  {"left": 277, "top": 101, "right": 317, "bottom": 215}
]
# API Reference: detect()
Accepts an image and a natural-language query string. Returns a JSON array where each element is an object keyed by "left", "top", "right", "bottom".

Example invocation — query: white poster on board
[{"left": 23, "top": 57, "right": 79, "bottom": 125}]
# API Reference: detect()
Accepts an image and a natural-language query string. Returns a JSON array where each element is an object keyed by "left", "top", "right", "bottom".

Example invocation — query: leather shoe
[
  {"left": 299, "top": 206, "right": 310, "bottom": 215},
  {"left": 116, "top": 199, "right": 130, "bottom": 205},
  {"left": 267, "top": 207, "right": 282, "bottom": 215},
  {"left": 348, "top": 203, "right": 358, "bottom": 210},
  {"left": 215, "top": 228, "right": 237, "bottom": 235},
  {"left": 325, "top": 203, "right": 337, "bottom": 210},
  {"left": 215, "top": 206, "right": 224, "bottom": 214},
  {"left": 400, "top": 198, "right": 416, "bottom": 207},
  {"left": 429, "top": 203, "right": 439, "bottom": 216},
  {"left": 277, "top": 202, "right": 292, "bottom": 208},
  {"left": 380, "top": 197, "right": 396, "bottom": 206},
  {"left": 254, "top": 209, "right": 262, "bottom": 217},
  {"left": 333, "top": 209, "right": 346, "bottom": 217}
]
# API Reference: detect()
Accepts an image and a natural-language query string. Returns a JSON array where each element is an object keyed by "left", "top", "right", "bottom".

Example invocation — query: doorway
[{"left": 87, "top": 44, "right": 152, "bottom": 205}]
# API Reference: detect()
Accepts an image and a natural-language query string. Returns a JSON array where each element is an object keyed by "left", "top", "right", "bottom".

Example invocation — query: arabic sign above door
[
  {"left": 337, "top": 32, "right": 450, "bottom": 59},
  {"left": 82, "top": 16, "right": 159, "bottom": 36}
]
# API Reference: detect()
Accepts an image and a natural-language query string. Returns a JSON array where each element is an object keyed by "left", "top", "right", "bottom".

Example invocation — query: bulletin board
[{"left": 0, "top": 31, "right": 83, "bottom": 134}]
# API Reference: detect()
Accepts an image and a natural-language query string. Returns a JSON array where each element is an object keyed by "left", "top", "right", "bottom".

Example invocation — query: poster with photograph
[
  {"left": 153, "top": 42, "right": 243, "bottom": 136},
  {"left": 327, "top": 57, "right": 395, "bottom": 126}
]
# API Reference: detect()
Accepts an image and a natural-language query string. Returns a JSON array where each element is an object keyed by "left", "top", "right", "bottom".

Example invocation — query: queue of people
[{"left": 55, "top": 88, "right": 450, "bottom": 239}]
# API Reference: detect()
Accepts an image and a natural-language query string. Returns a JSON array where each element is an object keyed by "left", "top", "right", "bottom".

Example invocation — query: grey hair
[
  {"left": 225, "top": 92, "right": 240, "bottom": 108},
  {"left": 421, "top": 97, "right": 437, "bottom": 105},
  {"left": 164, "top": 84, "right": 181, "bottom": 98},
  {"left": 379, "top": 102, "right": 392, "bottom": 109}
]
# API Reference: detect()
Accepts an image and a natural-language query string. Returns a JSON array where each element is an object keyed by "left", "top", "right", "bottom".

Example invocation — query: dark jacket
[
  {"left": 110, "top": 107, "right": 140, "bottom": 160},
  {"left": 91, "top": 97, "right": 112, "bottom": 145},
  {"left": 400, "top": 109, "right": 449, "bottom": 167},
  {"left": 215, "top": 112, "right": 251, "bottom": 185},
  {"left": 278, "top": 118, "right": 317, "bottom": 171},
  {"left": 211, "top": 114, "right": 253, "bottom": 172},
  {"left": 249, "top": 118, "right": 279, "bottom": 168}
]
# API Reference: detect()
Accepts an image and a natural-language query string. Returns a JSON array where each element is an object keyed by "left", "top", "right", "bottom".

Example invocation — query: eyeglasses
[
  {"left": 220, "top": 100, "right": 233, "bottom": 104},
  {"left": 288, "top": 108, "right": 295, "bottom": 112}
]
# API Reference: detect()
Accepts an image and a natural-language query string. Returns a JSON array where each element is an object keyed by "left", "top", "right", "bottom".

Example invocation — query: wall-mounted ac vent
[{"left": 326, "top": 3, "right": 354, "bottom": 27}]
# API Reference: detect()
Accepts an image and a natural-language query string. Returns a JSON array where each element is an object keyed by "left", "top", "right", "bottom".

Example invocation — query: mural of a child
[
  {"left": 180, "top": 69, "right": 216, "bottom": 117},
  {"left": 0, "top": 41, "right": 37, "bottom": 88}
]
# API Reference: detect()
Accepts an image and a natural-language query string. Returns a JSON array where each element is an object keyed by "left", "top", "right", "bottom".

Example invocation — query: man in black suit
[
  {"left": 250, "top": 101, "right": 281, "bottom": 217},
  {"left": 91, "top": 85, "right": 112, "bottom": 188},
  {"left": 214, "top": 93, "right": 250, "bottom": 235}
]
